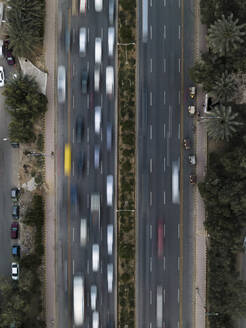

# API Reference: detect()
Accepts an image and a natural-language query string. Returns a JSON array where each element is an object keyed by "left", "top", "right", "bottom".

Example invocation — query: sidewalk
[
  {"left": 194, "top": 0, "right": 207, "bottom": 327},
  {"left": 43, "top": 0, "right": 57, "bottom": 326}
]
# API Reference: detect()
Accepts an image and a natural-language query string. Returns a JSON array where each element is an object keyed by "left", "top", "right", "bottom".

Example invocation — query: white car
[
  {"left": 11, "top": 262, "right": 19, "bottom": 280},
  {"left": 172, "top": 161, "right": 180, "bottom": 204},
  {"left": 92, "top": 311, "right": 99, "bottom": 328},
  {"left": 106, "top": 66, "right": 114, "bottom": 96},
  {"left": 107, "top": 264, "right": 113, "bottom": 293},
  {"left": 94, "top": 106, "right": 101, "bottom": 134},
  {"left": 95, "top": 37, "right": 102, "bottom": 64},
  {"left": 92, "top": 244, "right": 99, "bottom": 272},
  {"left": 107, "top": 224, "right": 113, "bottom": 255},
  {"left": 91, "top": 285, "right": 97, "bottom": 310},
  {"left": 57, "top": 65, "right": 66, "bottom": 103},
  {"left": 80, "top": 218, "right": 87, "bottom": 246},
  {"left": 108, "top": 27, "right": 115, "bottom": 56},
  {"left": 0, "top": 66, "right": 4, "bottom": 87},
  {"left": 95, "top": 0, "right": 103, "bottom": 12},
  {"left": 79, "top": 27, "right": 87, "bottom": 56},
  {"left": 106, "top": 175, "right": 113, "bottom": 206},
  {"left": 94, "top": 67, "right": 100, "bottom": 91},
  {"left": 80, "top": 0, "right": 86, "bottom": 13}
]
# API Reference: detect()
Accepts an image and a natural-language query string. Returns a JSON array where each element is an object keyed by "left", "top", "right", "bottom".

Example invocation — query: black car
[
  {"left": 81, "top": 70, "right": 89, "bottom": 94},
  {"left": 12, "top": 205, "right": 19, "bottom": 219},
  {"left": 75, "top": 116, "right": 83, "bottom": 143}
]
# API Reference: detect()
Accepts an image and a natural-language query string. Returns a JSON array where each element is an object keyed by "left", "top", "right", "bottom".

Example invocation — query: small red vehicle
[
  {"left": 11, "top": 222, "right": 18, "bottom": 239},
  {"left": 157, "top": 221, "right": 164, "bottom": 258}
]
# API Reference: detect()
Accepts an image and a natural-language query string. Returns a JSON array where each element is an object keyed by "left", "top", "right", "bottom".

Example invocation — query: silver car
[
  {"left": 80, "top": 218, "right": 87, "bottom": 246},
  {"left": 108, "top": 27, "right": 115, "bottom": 57},
  {"left": 106, "top": 175, "right": 113, "bottom": 206},
  {"left": 94, "top": 106, "right": 102, "bottom": 134},
  {"left": 107, "top": 264, "right": 113, "bottom": 293},
  {"left": 106, "top": 66, "right": 114, "bottom": 96},
  {"left": 57, "top": 65, "right": 66, "bottom": 103},
  {"left": 92, "top": 244, "right": 99, "bottom": 272},
  {"left": 94, "top": 145, "right": 100, "bottom": 169},
  {"left": 79, "top": 27, "right": 87, "bottom": 56},
  {"left": 107, "top": 224, "right": 113, "bottom": 255},
  {"left": 11, "top": 262, "right": 19, "bottom": 280},
  {"left": 95, "top": 37, "right": 102, "bottom": 64},
  {"left": 94, "top": 66, "right": 100, "bottom": 92}
]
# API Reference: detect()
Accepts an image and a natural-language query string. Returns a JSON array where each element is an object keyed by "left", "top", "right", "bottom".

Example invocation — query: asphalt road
[
  {"left": 56, "top": 0, "right": 116, "bottom": 327},
  {"left": 137, "top": 0, "right": 195, "bottom": 327},
  {"left": 0, "top": 58, "right": 19, "bottom": 279}
]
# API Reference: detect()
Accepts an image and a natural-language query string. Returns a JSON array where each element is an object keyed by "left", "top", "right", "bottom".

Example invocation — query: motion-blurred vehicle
[
  {"left": 11, "top": 262, "right": 19, "bottom": 280},
  {"left": 94, "top": 145, "right": 100, "bottom": 169},
  {"left": 107, "top": 264, "right": 113, "bottom": 293},
  {"left": 92, "top": 244, "right": 99, "bottom": 272},
  {"left": 106, "top": 123, "right": 112, "bottom": 151},
  {"left": 79, "top": 27, "right": 87, "bottom": 56},
  {"left": 172, "top": 161, "right": 180, "bottom": 204},
  {"left": 77, "top": 152, "right": 85, "bottom": 175},
  {"left": 94, "top": 66, "right": 100, "bottom": 91},
  {"left": 91, "top": 193, "right": 101, "bottom": 225},
  {"left": 57, "top": 65, "right": 66, "bottom": 103},
  {"left": 156, "top": 286, "right": 163, "bottom": 328},
  {"left": 95, "top": 37, "right": 102, "bottom": 64},
  {"left": 11, "top": 222, "right": 18, "bottom": 239},
  {"left": 71, "top": 185, "right": 78, "bottom": 206},
  {"left": 64, "top": 144, "right": 71, "bottom": 176},
  {"left": 92, "top": 311, "right": 99, "bottom": 328},
  {"left": 95, "top": 0, "right": 102, "bottom": 12},
  {"left": 73, "top": 276, "right": 84, "bottom": 326},
  {"left": 0, "top": 66, "right": 4, "bottom": 87},
  {"left": 81, "top": 70, "right": 89, "bottom": 94},
  {"left": 157, "top": 221, "right": 163, "bottom": 258},
  {"left": 106, "top": 66, "right": 114, "bottom": 96},
  {"left": 107, "top": 224, "right": 113, "bottom": 255},
  {"left": 94, "top": 106, "right": 101, "bottom": 134},
  {"left": 108, "top": 0, "right": 114, "bottom": 24},
  {"left": 106, "top": 175, "right": 113, "bottom": 206},
  {"left": 75, "top": 116, "right": 83, "bottom": 143},
  {"left": 91, "top": 285, "right": 97, "bottom": 310},
  {"left": 108, "top": 27, "right": 115, "bottom": 56},
  {"left": 80, "top": 218, "right": 87, "bottom": 246},
  {"left": 80, "top": 0, "right": 86, "bottom": 14}
]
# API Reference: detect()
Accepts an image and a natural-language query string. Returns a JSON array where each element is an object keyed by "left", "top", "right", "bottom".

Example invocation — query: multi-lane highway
[
  {"left": 56, "top": 0, "right": 116, "bottom": 327},
  {"left": 137, "top": 0, "right": 195, "bottom": 327}
]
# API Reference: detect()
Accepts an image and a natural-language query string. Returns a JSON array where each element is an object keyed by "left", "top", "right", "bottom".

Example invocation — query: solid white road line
[
  {"left": 150, "top": 158, "right": 152, "bottom": 173},
  {"left": 150, "top": 257, "right": 152, "bottom": 272},
  {"left": 164, "top": 25, "right": 166, "bottom": 39},
  {"left": 150, "top": 91, "right": 152, "bottom": 106},
  {"left": 72, "top": 28, "right": 75, "bottom": 43},
  {"left": 87, "top": 157, "right": 90, "bottom": 176},
  {"left": 150, "top": 224, "right": 152, "bottom": 240},
  {"left": 149, "top": 323, "right": 152, "bottom": 328},
  {"left": 101, "top": 94, "right": 103, "bottom": 106},
  {"left": 179, "top": 0, "right": 181, "bottom": 7},
  {"left": 150, "top": 58, "right": 152, "bottom": 72},
  {"left": 168, "top": 105, "right": 172, "bottom": 137},
  {"left": 150, "top": 124, "right": 152, "bottom": 140},
  {"left": 88, "top": 28, "right": 90, "bottom": 42}
]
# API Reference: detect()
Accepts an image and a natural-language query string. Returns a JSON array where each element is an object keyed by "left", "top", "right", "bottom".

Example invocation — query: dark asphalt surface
[
  {"left": 56, "top": 0, "right": 116, "bottom": 327},
  {"left": 137, "top": 0, "right": 195, "bottom": 327}
]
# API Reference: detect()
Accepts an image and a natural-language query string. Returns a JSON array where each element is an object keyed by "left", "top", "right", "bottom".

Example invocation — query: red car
[
  {"left": 11, "top": 222, "right": 18, "bottom": 239},
  {"left": 158, "top": 221, "right": 164, "bottom": 258}
]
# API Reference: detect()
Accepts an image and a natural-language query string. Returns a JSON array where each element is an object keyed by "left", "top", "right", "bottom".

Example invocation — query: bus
[
  {"left": 64, "top": 144, "right": 71, "bottom": 176},
  {"left": 73, "top": 276, "right": 84, "bottom": 326}
]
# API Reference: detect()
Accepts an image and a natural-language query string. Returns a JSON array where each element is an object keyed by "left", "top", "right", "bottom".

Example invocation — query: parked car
[
  {"left": 95, "top": 37, "right": 102, "bottom": 64},
  {"left": 57, "top": 65, "right": 66, "bottom": 104},
  {"left": 0, "top": 66, "right": 4, "bottom": 87},
  {"left": 92, "top": 244, "right": 99, "bottom": 272},
  {"left": 75, "top": 116, "right": 83, "bottom": 143},
  {"left": 95, "top": 0, "right": 103, "bottom": 12},
  {"left": 91, "top": 285, "right": 97, "bottom": 310},
  {"left": 3, "top": 40, "right": 15, "bottom": 65},
  {"left": 106, "top": 175, "right": 113, "bottom": 206},
  {"left": 11, "top": 187, "right": 19, "bottom": 200},
  {"left": 108, "top": 27, "right": 115, "bottom": 56},
  {"left": 106, "top": 66, "right": 114, "bottom": 96},
  {"left": 79, "top": 27, "right": 87, "bottom": 56},
  {"left": 12, "top": 205, "right": 19, "bottom": 219},
  {"left": 107, "top": 224, "right": 113, "bottom": 255},
  {"left": 11, "top": 262, "right": 19, "bottom": 280},
  {"left": 92, "top": 311, "right": 99, "bottom": 328},
  {"left": 108, "top": 0, "right": 115, "bottom": 24},
  {"left": 11, "top": 222, "right": 18, "bottom": 239},
  {"left": 106, "top": 123, "right": 112, "bottom": 151},
  {"left": 94, "top": 106, "right": 101, "bottom": 134},
  {"left": 80, "top": 218, "right": 87, "bottom": 246},
  {"left": 12, "top": 245, "right": 20, "bottom": 257},
  {"left": 81, "top": 70, "right": 89, "bottom": 94},
  {"left": 107, "top": 264, "right": 113, "bottom": 292}
]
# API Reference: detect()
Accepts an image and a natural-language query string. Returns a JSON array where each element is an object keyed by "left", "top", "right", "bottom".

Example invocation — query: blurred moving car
[
  {"left": 91, "top": 285, "right": 97, "bottom": 310},
  {"left": 0, "top": 66, "right": 4, "bottom": 87},
  {"left": 75, "top": 116, "right": 83, "bottom": 143},
  {"left": 94, "top": 66, "right": 100, "bottom": 92},
  {"left": 95, "top": 37, "right": 102, "bottom": 64},
  {"left": 108, "top": 27, "right": 115, "bottom": 56},
  {"left": 11, "top": 222, "right": 18, "bottom": 239},
  {"left": 107, "top": 264, "right": 113, "bottom": 293},
  {"left": 94, "top": 106, "right": 101, "bottom": 134},
  {"left": 107, "top": 224, "right": 113, "bottom": 255},
  {"left": 81, "top": 70, "right": 89, "bottom": 94},
  {"left": 95, "top": 0, "right": 103, "bottom": 12},
  {"left": 79, "top": 27, "right": 87, "bottom": 56},
  {"left": 92, "top": 311, "right": 99, "bottom": 328},
  {"left": 108, "top": 0, "right": 114, "bottom": 24},
  {"left": 157, "top": 220, "right": 164, "bottom": 258},
  {"left": 77, "top": 152, "right": 85, "bottom": 176},
  {"left": 92, "top": 244, "right": 99, "bottom": 272},
  {"left": 80, "top": 0, "right": 86, "bottom": 14},
  {"left": 106, "top": 175, "right": 113, "bottom": 206},
  {"left": 57, "top": 65, "right": 66, "bottom": 104},
  {"left": 94, "top": 145, "right": 100, "bottom": 169},
  {"left": 106, "top": 66, "right": 114, "bottom": 96},
  {"left": 11, "top": 262, "right": 19, "bottom": 280},
  {"left": 172, "top": 161, "right": 180, "bottom": 204},
  {"left": 80, "top": 218, "right": 87, "bottom": 246},
  {"left": 64, "top": 144, "right": 71, "bottom": 176},
  {"left": 73, "top": 276, "right": 84, "bottom": 326},
  {"left": 106, "top": 123, "right": 112, "bottom": 151}
]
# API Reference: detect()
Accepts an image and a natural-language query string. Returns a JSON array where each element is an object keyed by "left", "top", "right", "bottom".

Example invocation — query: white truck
[
  {"left": 91, "top": 193, "right": 100, "bottom": 225},
  {"left": 73, "top": 276, "right": 84, "bottom": 326}
]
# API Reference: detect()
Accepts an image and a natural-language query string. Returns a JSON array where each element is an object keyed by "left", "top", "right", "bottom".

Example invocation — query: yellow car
[{"left": 64, "top": 144, "right": 71, "bottom": 176}]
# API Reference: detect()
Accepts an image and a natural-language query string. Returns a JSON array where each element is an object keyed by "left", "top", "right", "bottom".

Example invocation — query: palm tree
[
  {"left": 205, "top": 105, "right": 242, "bottom": 142},
  {"left": 212, "top": 71, "right": 238, "bottom": 102},
  {"left": 207, "top": 14, "right": 246, "bottom": 56}
]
